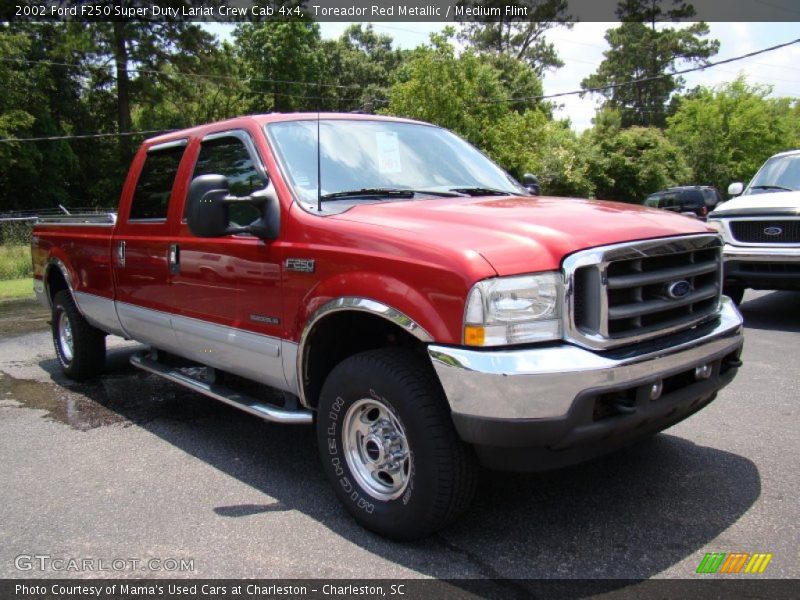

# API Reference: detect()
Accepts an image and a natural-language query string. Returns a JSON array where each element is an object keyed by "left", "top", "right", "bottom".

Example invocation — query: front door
[{"left": 169, "top": 130, "right": 287, "bottom": 389}]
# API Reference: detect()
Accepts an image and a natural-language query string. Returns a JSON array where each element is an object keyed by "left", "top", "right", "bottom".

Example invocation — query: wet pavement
[
  {"left": 0, "top": 298, "right": 49, "bottom": 338},
  {"left": 0, "top": 291, "right": 798, "bottom": 581}
]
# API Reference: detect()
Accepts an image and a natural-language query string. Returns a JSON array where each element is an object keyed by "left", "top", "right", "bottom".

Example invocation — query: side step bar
[{"left": 130, "top": 352, "right": 313, "bottom": 425}]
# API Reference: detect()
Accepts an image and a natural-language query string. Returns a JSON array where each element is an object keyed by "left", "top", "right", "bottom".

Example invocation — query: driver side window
[{"left": 188, "top": 135, "right": 265, "bottom": 226}]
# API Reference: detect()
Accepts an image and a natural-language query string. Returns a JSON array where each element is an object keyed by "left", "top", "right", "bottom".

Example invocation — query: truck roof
[
  {"left": 145, "top": 113, "right": 431, "bottom": 146},
  {"left": 769, "top": 148, "right": 800, "bottom": 158}
]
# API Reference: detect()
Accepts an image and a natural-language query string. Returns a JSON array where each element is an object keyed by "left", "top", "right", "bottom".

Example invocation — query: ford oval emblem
[
  {"left": 666, "top": 280, "right": 692, "bottom": 299},
  {"left": 764, "top": 226, "right": 783, "bottom": 236}
]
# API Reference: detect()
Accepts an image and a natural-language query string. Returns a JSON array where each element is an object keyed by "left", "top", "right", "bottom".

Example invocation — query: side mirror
[
  {"left": 523, "top": 173, "right": 541, "bottom": 195},
  {"left": 186, "top": 174, "right": 279, "bottom": 240},
  {"left": 727, "top": 182, "right": 744, "bottom": 197}
]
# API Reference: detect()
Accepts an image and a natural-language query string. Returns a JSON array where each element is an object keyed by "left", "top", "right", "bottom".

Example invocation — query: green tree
[
  {"left": 487, "top": 110, "right": 595, "bottom": 197},
  {"left": 585, "top": 115, "right": 690, "bottom": 202},
  {"left": 0, "top": 24, "right": 83, "bottom": 211},
  {"left": 321, "top": 24, "right": 406, "bottom": 112},
  {"left": 457, "top": 0, "right": 572, "bottom": 76},
  {"left": 386, "top": 29, "right": 587, "bottom": 196},
  {"left": 386, "top": 29, "right": 509, "bottom": 150},
  {"left": 581, "top": 0, "right": 719, "bottom": 128},
  {"left": 133, "top": 41, "right": 248, "bottom": 131},
  {"left": 235, "top": 21, "right": 326, "bottom": 113},
  {"left": 666, "top": 77, "right": 798, "bottom": 191}
]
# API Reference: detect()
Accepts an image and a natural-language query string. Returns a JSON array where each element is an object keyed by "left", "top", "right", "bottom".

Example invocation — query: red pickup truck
[{"left": 32, "top": 113, "right": 744, "bottom": 540}]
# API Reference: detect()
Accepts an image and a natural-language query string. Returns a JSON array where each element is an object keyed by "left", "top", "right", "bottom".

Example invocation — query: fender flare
[
  {"left": 42, "top": 257, "right": 77, "bottom": 311},
  {"left": 295, "top": 297, "right": 434, "bottom": 408}
]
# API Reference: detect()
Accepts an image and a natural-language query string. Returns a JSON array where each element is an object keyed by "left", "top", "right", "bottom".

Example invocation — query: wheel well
[
  {"left": 46, "top": 265, "right": 69, "bottom": 304},
  {"left": 302, "top": 311, "right": 427, "bottom": 409}
]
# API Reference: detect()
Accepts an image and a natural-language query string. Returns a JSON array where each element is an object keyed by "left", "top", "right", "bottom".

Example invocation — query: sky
[{"left": 208, "top": 21, "right": 800, "bottom": 132}]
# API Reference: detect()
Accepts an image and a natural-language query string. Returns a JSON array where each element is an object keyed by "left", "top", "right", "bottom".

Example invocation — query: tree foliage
[
  {"left": 235, "top": 21, "right": 326, "bottom": 113},
  {"left": 584, "top": 112, "right": 690, "bottom": 202},
  {"left": 666, "top": 77, "right": 800, "bottom": 191},
  {"left": 1, "top": 19, "right": 798, "bottom": 217},
  {"left": 457, "top": 0, "right": 572, "bottom": 76},
  {"left": 581, "top": 0, "right": 719, "bottom": 128},
  {"left": 322, "top": 24, "right": 407, "bottom": 112}
]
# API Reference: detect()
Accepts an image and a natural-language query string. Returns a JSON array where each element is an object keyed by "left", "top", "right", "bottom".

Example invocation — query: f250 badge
[{"left": 285, "top": 258, "right": 315, "bottom": 273}]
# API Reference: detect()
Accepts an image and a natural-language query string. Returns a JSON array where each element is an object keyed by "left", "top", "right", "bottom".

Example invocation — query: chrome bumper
[
  {"left": 428, "top": 297, "right": 743, "bottom": 421},
  {"left": 723, "top": 243, "right": 800, "bottom": 262}
]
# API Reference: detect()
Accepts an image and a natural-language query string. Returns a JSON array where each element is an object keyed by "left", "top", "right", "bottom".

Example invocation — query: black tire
[
  {"left": 52, "top": 290, "right": 106, "bottom": 380},
  {"left": 316, "top": 348, "right": 477, "bottom": 541},
  {"left": 724, "top": 284, "right": 745, "bottom": 306}
]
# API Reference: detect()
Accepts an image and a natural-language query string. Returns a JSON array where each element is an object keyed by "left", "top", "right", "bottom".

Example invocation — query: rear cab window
[{"left": 129, "top": 143, "right": 187, "bottom": 221}]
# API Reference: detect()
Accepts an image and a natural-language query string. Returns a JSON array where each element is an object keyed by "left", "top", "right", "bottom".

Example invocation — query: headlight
[
  {"left": 707, "top": 219, "right": 726, "bottom": 240},
  {"left": 463, "top": 272, "right": 562, "bottom": 346}
]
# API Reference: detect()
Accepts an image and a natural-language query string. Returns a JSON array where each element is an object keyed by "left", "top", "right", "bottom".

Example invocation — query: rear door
[{"left": 112, "top": 139, "right": 189, "bottom": 351}]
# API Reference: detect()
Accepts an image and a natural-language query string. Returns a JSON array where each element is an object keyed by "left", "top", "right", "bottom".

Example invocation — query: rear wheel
[
  {"left": 724, "top": 284, "right": 745, "bottom": 306},
  {"left": 316, "top": 348, "right": 477, "bottom": 541},
  {"left": 52, "top": 290, "right": 106, "bottom": 380}
]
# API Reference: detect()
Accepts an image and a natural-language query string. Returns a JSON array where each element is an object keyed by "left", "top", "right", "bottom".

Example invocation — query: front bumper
[
  {"left": 428, "top": 298, "right": 743, "bottom": 471},
  {"left": 723, "top": 244, "right": 800, "bottom": 289}
]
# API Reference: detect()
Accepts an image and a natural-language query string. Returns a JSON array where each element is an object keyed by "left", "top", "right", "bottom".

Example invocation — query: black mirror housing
[
  {"left": 523, "top": 173, "right": 541, "bottom": 196},
  {"left": 186, "top": 174, "right": 279, "bottom": 240}
]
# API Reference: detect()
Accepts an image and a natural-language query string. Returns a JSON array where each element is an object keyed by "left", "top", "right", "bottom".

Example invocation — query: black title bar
[{"left": 4, "top": 0, "right": 800, "bottom": 23}]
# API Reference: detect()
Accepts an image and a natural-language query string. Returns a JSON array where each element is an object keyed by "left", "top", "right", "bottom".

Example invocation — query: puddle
[
  {"left": 0, "top": 368, "right": 233, "bottom": 431},
  {"left": 0, "top": 298, "right": 50, "bottom": 337}
]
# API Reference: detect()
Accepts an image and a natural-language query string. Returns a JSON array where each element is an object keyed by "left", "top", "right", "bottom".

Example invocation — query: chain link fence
[
  {"left": 0, "top": 208, "right": 113, "bottom": 281},
  {"left": 0, "top": 219, "right": 35, "bottom": 280}
]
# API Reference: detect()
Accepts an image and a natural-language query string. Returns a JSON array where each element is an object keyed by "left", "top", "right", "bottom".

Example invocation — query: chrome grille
[
  {"left": 729, "top": 219, "right": 800, "bottom": 244},
  {"left": 564, "top": 235, "right": 723, "bottom": 350}
]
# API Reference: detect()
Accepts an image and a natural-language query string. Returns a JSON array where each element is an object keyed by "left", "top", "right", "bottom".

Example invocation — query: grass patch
[
  {"left": 0, "top": 245, "right": 32, "bottom": 280},
  {"left": 0, "top": 278, "right": 34, "bottom": 300}
]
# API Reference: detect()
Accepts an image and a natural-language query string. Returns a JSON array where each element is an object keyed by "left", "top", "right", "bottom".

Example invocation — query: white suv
[{"left": 708, "top": 149, "right": 800, "bottom": 304}]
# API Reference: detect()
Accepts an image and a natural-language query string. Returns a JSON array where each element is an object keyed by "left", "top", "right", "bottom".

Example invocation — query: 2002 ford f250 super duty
[{"left": 32, "top": 114, "right": 744, "bottom": 540}]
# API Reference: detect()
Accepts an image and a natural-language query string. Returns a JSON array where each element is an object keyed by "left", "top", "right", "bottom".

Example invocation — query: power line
[
  {"left": 0, "top": 129, "right": 174, "bottom": 144},
  {"left": 481, "top": 37, "right": 800, "bottom": 104},
  {"left": 0, "top": 56, "right": 364, "bottom": 90}
]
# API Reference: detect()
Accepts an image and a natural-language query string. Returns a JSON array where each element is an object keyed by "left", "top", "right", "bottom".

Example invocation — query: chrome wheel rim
[
  {"left": 342, "top": 398, "right": 411, "bottom": 501},
  {"left": 57, "top": 311, "right": 74, "bottom": 362}
]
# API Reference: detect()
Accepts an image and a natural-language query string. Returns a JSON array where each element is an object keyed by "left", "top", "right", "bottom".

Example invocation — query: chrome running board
[{"left": 130, "top": 352, "right": 313, "bottom": 425}]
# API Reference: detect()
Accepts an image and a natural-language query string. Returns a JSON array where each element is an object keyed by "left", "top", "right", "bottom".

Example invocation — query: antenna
[{"left": 316, "top": 81, "right": 322, "bottom": 212}]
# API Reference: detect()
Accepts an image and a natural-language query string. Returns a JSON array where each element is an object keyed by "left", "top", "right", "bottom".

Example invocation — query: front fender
[{"left": 294, "top": 271, "right": 455, "bottom": 344}]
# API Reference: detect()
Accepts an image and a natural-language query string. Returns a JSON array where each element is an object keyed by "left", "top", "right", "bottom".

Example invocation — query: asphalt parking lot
[{"left": 0, "top": 291, "right": 797, "bottom": 583}]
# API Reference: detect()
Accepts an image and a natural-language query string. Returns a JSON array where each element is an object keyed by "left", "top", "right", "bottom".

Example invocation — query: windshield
[
  {"left": 746, "top": 153, "right": 800, "bottom": 194},
  {"left": 265, "top": 119, "right": 523, "bottom": 206}
]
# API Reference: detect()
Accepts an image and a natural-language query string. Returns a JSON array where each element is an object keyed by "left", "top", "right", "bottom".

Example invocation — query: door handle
[
  {"left": 117, "top": 241, "right": 126, "bottom": 267},
  {"left": 169, "top": 243, "right": 180, "bottom": 274}
]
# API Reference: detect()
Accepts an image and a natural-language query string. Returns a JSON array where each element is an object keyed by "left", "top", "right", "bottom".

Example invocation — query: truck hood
[
  {"left": 334, "top": 196, "right": 711, "bottom": 276},
  {"left": 711, "top": 190, "right": 800, "bottom": 216}
]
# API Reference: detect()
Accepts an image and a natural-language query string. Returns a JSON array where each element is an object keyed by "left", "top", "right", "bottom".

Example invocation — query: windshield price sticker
[{"left": 376, "top": 132, "right": 402, "bottom": 174}]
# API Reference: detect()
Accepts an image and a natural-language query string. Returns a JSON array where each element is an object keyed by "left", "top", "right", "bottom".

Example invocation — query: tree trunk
[{"left": 113, "top": 20, "right": 132, "bottom": 159}]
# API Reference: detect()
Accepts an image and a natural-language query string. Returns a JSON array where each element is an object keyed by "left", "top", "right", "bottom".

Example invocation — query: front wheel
[
  {"left": 52, "top": 290, "right": 106, "bottom": 380},
  {"left": 316, "top": 348, "right": 477, "bottom": 541},
  {"left": 724, "top": 284, "right": 745, "bottom": 306}
]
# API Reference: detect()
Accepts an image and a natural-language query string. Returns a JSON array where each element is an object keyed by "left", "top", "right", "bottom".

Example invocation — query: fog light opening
[
  {"left": 695, "top": 364, "right": 712, "bottom": 380},
  {"left": 649, "top": 381, "right": 663, "bottom": 401}
]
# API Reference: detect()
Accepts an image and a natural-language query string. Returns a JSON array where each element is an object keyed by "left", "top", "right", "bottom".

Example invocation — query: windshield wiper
[
  {"left": 750, "top": 185, "right": 794, "bottom": 192},
  {"left": 320, "top": 188, "right": 464, "bottom": 201},
  {"left": 448, "top": 187, "right": 514, "bottom": 196}
]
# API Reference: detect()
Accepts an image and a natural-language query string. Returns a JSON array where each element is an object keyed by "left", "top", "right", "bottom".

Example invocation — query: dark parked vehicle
[{"left": 644, "top": 186, "right": 724, "bottom": 219}]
